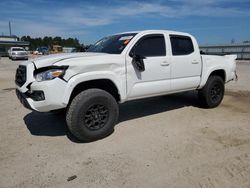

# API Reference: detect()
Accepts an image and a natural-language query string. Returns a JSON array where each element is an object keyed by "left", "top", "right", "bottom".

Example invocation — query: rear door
[
  {"left": 169, "top": 35, "right": 202, "bottom": 91},
  {"left": 126, "top": 33, "right": 171, "bottom": 99}
]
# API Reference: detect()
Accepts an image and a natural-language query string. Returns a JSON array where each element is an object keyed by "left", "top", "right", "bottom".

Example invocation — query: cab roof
[{"left": 117, "top": 30, "right": 191, "bottom": 36}]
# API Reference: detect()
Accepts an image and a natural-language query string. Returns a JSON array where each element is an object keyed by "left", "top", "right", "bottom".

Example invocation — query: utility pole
[{"left": 9, "top": 21, "right": 12, "bottom": 36}]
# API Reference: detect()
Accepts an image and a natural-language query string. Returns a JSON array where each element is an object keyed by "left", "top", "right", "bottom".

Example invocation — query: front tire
[
  {"left": 66, "top": 89, "right": 119, "bottom": 142},
  {"left": 198, "top": 76, "right": 225, "bottom": 108}
]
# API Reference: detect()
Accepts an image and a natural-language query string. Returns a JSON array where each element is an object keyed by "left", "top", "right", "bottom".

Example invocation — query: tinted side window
[
  {"left": 134, "top": 35, "right": 166, "bottom": 57},
  {"left": 170, "top": 35, "right": 194, "bottom": 55}
]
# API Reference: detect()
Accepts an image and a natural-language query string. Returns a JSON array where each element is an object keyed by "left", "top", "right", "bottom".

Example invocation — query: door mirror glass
[{"left": 132, "top": 54, "right": 145, "bottom": 72}]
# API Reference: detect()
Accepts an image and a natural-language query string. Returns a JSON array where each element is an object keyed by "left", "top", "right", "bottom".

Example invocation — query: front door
[{"left": 126, "top": 34, "right": 171, "bottom": 100}]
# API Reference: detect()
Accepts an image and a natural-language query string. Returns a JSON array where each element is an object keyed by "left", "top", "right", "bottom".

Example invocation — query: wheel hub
[
  {"left": 84, "top": 104, "right": 109, "bottom": 130},
  {"left": 211, "top": 83, "right": 222, "bottom": 102}
]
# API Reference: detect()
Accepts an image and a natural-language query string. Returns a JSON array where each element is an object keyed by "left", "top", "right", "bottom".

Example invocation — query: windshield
[
  {"left": 12, "top": 48, "right": 25, "bottom": 51},
  {"left": 87, "top": 33, "right": 137, "bottom": 54}
]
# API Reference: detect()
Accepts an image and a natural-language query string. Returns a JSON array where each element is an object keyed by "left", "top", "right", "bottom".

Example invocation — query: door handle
[
  {"left": 161, "top": 61, "right": 170, "bottom": 66},
  {"left": 192, "top": 60, "right": 199, "bottom": 64}
]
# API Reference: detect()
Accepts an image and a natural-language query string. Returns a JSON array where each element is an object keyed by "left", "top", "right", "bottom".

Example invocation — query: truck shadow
[
  {"left": 23, "top": 111, "right": 82, "bottom": 143},
  {"left": 118, "top": 91, "right": 199, "bottom": 122},
  {"left": 23, "top": 91, "right": 200, "bottom": 143}
]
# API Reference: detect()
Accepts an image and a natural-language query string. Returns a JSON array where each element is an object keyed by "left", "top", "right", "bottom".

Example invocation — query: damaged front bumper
[{"left": 15, "top": 61, "right": 68, "bottom": 112}]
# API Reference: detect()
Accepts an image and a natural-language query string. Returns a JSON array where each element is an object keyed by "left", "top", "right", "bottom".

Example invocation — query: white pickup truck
[
  {"left": 8, "top": 47, "right": 28, "bottom": 60},
  {"left": 15, "top": 30, "right": 237, "bottom": 141}
]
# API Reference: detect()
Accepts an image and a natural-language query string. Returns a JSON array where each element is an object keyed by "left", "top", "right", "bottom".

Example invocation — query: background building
[
  {"left": 200, "top": 42, "right": 250, "bottom": 60},
  {"left": 0, "top": 35, "right": 29, "bottom": 57}
]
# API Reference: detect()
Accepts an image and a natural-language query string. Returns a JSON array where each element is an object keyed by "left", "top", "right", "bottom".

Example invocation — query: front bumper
[
  {"left": 16, "top": 78, "right": 68, "bottom": 112},
  {"left": 16, "top": 62, "right": 68, "bottom": 112},
  {"left": 11, "top": 54, "right": 28, "bottom": 60},
  {"left": 16, "top": 89, "right": 32, "bottom": 110}
]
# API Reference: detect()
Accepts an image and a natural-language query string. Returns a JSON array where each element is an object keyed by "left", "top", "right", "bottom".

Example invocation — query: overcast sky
[{"left": 0, "top": 0, "right": 249, "bottom": 45}]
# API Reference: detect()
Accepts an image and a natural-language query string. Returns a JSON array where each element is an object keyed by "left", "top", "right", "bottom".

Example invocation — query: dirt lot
[{"left": 0, "top": 57, "right": 250, "bottom": 188}]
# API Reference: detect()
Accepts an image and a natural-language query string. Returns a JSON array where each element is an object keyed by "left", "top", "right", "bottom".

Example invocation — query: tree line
[{"left": 20, "top": 36, "right": 84, "bottom": 51}]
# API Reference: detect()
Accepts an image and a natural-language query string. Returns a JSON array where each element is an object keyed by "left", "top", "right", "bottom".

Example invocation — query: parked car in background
[
  {"left": 8, "top": 47, "right": 28, "bottom": 60},
  {"left": 33, "top": 47, "right": 49, "bottom": 55},
  {"left": 63, "top": 47, "right": 77, "bottom": 53}
]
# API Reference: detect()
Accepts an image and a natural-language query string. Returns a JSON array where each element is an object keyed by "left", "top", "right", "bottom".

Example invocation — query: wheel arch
[
  {"left": 67, "top": 79, "right": 121, "bottom": 106},
  {"left": 199, "top": 68, "right": 226, "bottom": 89},
  {"left": 209, "top": 69, "right": 226, "bottom": 82}
]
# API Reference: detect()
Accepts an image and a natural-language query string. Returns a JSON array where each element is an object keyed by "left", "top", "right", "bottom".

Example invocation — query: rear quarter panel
[{"left": 199, "top": 55, "right": 237, "bottom": 88}]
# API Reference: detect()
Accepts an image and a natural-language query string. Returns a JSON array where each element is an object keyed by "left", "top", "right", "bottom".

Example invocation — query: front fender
[{"left": 62, "top": 71, "right": 126, "bottom": 105}]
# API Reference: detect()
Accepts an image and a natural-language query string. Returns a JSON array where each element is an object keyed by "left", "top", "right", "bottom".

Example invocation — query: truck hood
[{"left": 32, "top": 52, "right": 108, "bottom": 68}]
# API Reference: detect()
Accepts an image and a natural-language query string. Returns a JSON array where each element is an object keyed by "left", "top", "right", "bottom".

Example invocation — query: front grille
[
  {"left": 18, "top": 52, "right": 27, "bottom": 55},
  {"left": 15, "top": 65, "right": 27, "bottom": 87}
]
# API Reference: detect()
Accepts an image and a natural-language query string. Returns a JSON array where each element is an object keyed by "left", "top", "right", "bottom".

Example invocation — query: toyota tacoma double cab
[{"left": 15, "top": 30, "right": 237, "bottom": 141}]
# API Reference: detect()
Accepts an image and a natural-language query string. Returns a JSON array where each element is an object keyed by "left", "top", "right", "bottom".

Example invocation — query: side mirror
[{"left": 132, "top": 54, "right": 145, "bottom": 72}]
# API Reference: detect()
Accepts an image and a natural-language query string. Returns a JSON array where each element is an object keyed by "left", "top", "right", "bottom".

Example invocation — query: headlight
[{"left": 34, "top": 66, "right": 68, "bottom": 82}]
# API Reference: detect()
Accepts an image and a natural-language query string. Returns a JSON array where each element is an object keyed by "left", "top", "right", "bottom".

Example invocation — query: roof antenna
[{"left": 9, "top": 21, "right": 12, "bottom": 36}]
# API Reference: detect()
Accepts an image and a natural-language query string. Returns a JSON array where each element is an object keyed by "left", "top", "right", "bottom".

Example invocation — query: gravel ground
[{"left": 0, "top": 57, "right": 250, "bottom": 188}]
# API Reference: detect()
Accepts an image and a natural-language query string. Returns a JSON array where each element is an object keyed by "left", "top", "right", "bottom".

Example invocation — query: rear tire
[
  {"left": 66, "top": 89, "right": 119, "bottom": 142},
  {"left": 198, "top": 75, "right": 225, "bottom": 108}
]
